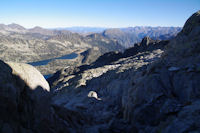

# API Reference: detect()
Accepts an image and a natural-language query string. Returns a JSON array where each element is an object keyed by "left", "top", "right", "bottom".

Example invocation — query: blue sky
[{"left": 0, "top": 0, "right": 199, "bottom": 28}]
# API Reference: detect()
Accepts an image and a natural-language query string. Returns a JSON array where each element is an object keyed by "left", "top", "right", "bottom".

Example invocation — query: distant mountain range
[
  {"left": 102, "top": 26, "right": 181, "bottom": 47},
  {"left": 54, "top": 27, "right": 107, "bottom": 34},
  {"left": 0, "top": 23, "right": 181, "bottom": 48},
  {"left": 54, "top": 26, "right": 182, "bottom": 48}
]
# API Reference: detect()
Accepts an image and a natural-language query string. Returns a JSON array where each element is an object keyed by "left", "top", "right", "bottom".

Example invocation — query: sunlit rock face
[{"left": 7, "top": 62, "right": 50, "bottom": 92}]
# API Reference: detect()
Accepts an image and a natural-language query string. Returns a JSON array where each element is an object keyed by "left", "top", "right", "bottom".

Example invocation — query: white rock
[{"left": 88, "top": 91, "right": 101, "bottom": 100}]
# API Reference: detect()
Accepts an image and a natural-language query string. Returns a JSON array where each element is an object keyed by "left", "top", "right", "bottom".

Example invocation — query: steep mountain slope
[{"left": 47, "top": 11, "right": 200, "bottom": 132}]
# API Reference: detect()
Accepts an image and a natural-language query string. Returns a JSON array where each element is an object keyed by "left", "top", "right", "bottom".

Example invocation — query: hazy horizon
[
  {"left": 0, "top": 22, "right": 183, "bottom": 29},
  {"left": 0, "top": 0, "right": 199, "bottom": 28}
]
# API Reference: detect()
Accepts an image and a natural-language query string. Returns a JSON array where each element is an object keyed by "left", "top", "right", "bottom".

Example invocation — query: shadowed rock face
[
  {"left": 122, "top": 11, "right": 200, "bottom": 132},
  {"left": 180, "top": 10, "right": 200, "bottom": 36}
]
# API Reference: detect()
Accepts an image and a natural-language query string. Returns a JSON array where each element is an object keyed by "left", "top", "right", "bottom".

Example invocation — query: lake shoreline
[{"left": 28, "top": 52, "right": 78, "bottom": 66}]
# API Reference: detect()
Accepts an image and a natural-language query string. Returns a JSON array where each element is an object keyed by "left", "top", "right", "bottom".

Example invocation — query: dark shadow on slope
[{"left": 0, "top": 60, "right": 71, "bottom": 133}]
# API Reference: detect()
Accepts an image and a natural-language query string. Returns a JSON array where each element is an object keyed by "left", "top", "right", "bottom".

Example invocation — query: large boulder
[
  {"left": 0, "top": 60, "right": 52, "bottom": 133},
  {"left": 6, "top": 62, "right": 50, "bottom": 92}
]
